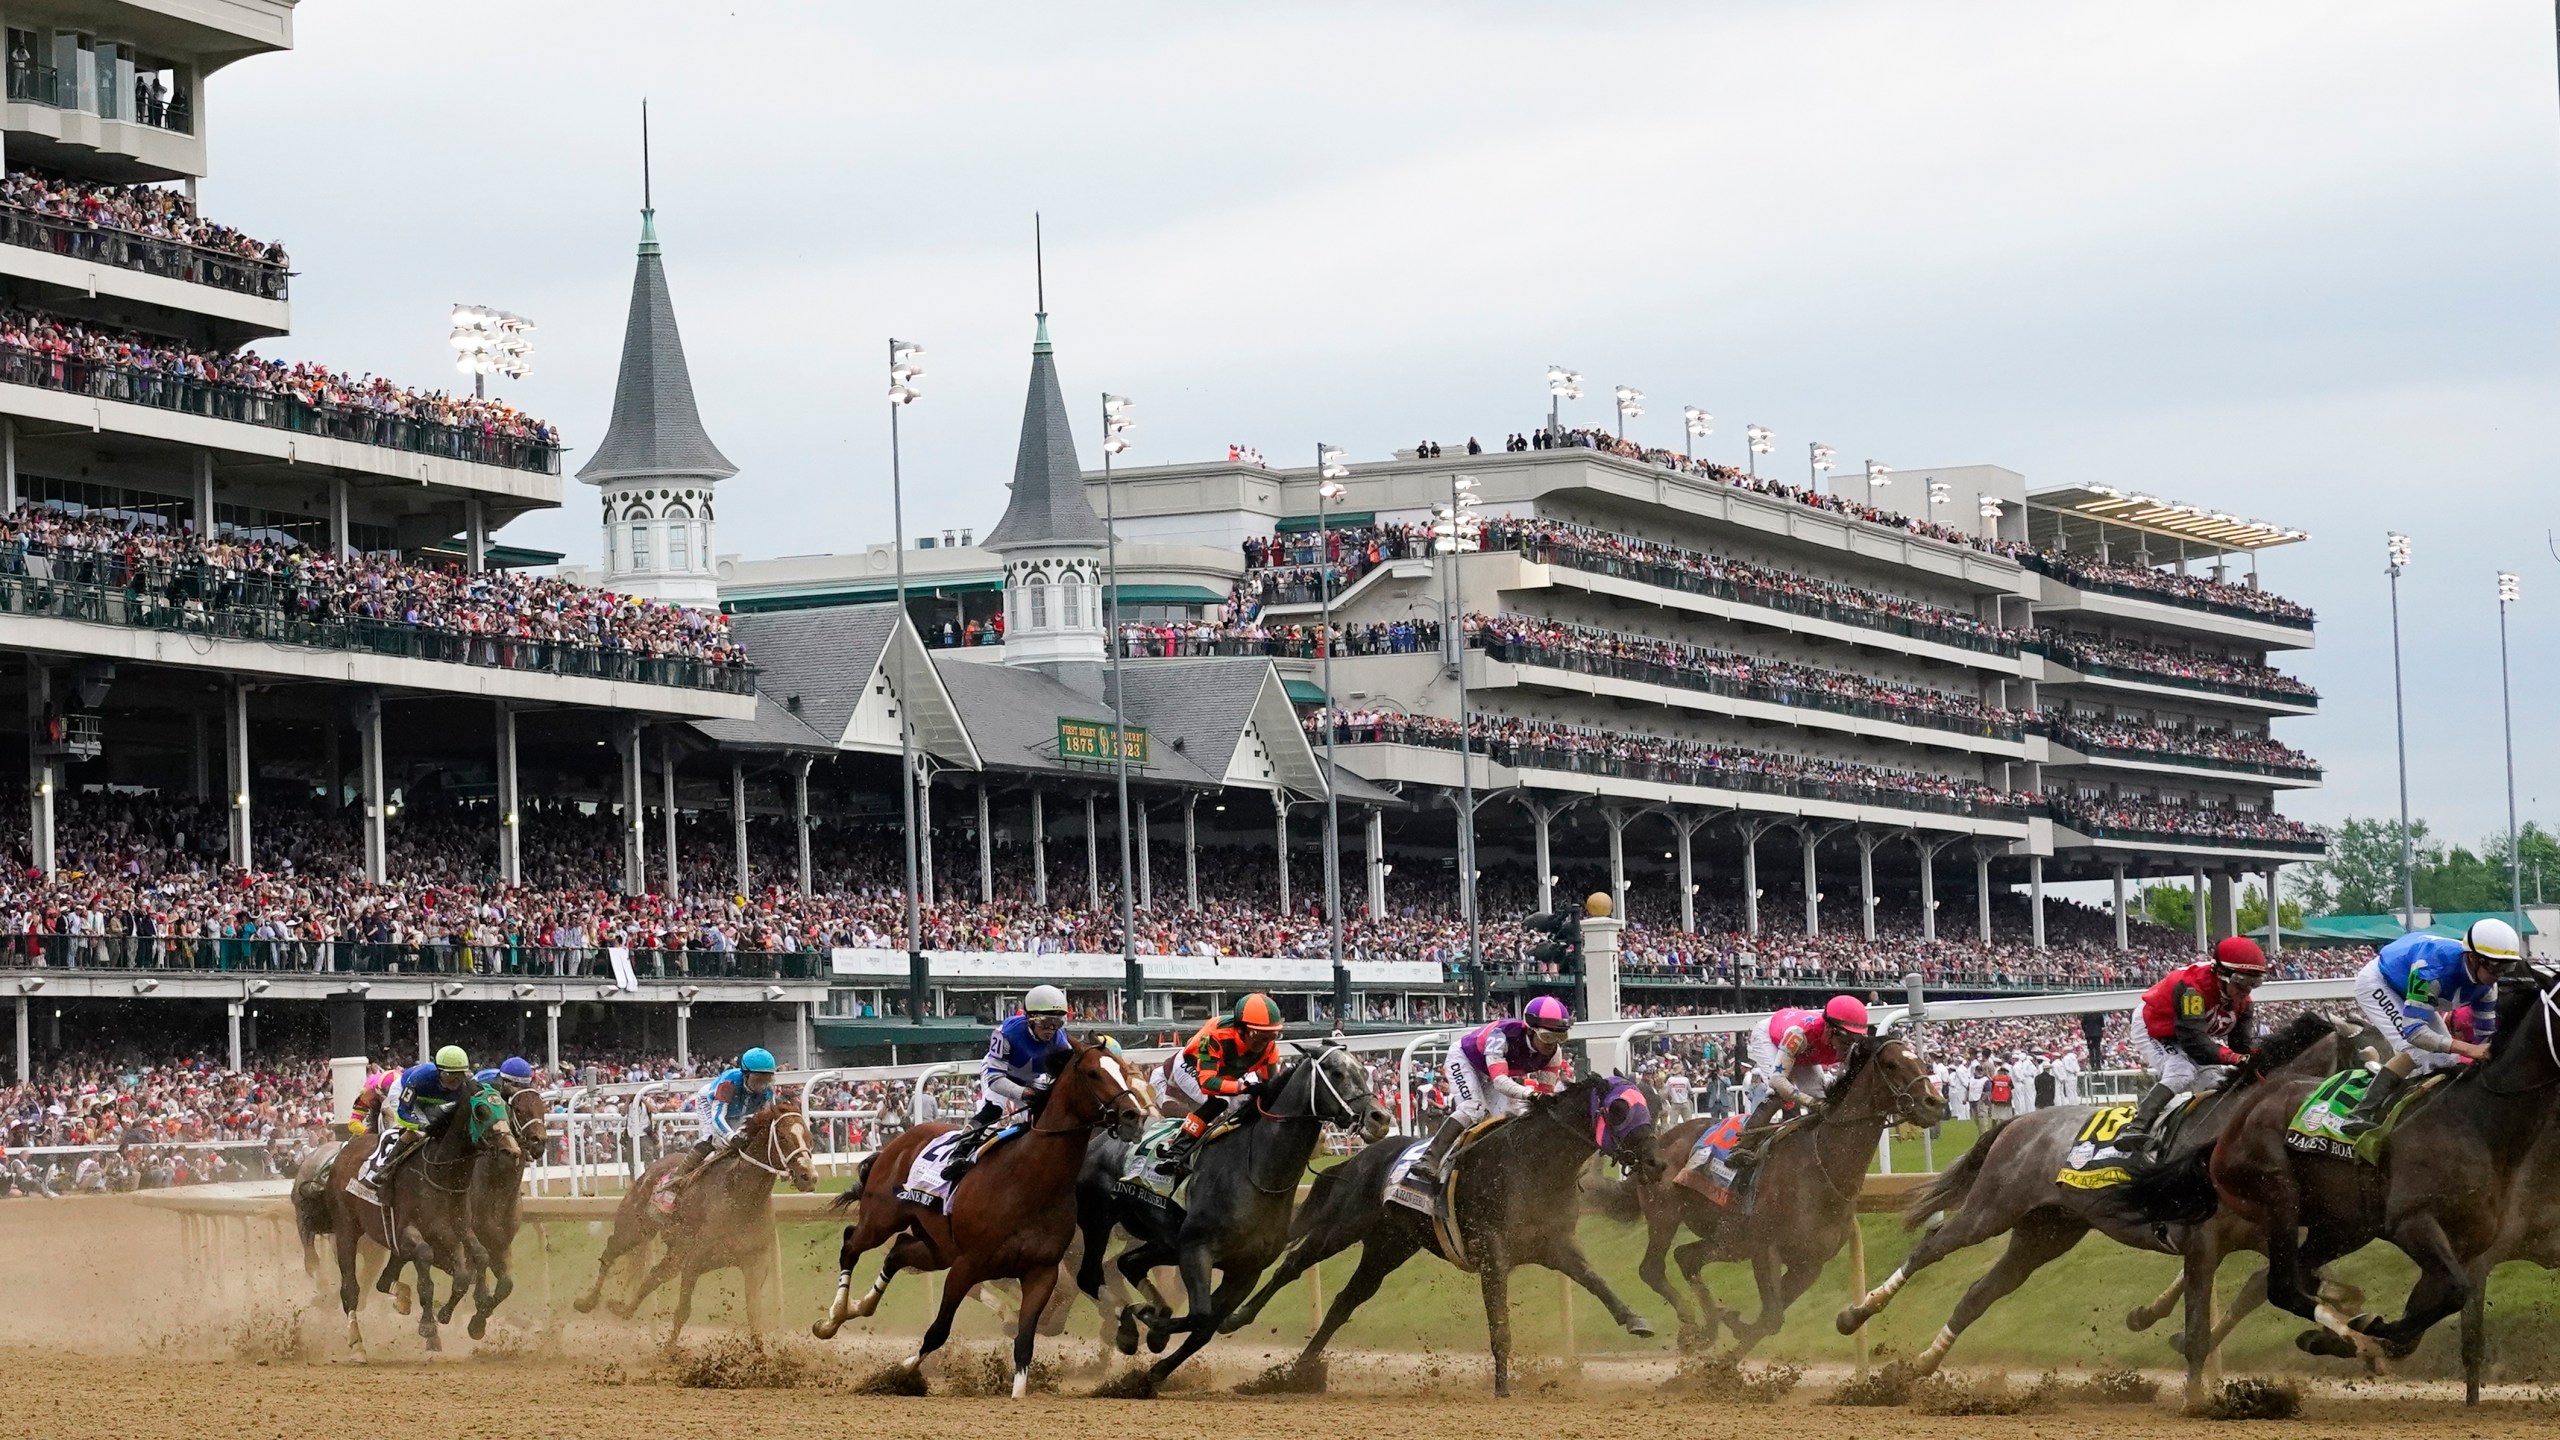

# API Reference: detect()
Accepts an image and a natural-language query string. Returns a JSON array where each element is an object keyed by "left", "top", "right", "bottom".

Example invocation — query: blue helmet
[
  {"left": 741, "top": 1047, "right": 778, "bottom": 1075},
  {"left": 499, "top": 1057, "right": 536, "bottom": 1081}
]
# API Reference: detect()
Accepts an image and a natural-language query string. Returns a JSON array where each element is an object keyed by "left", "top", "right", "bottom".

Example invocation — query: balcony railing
[
  {"left": 1478, "top": 635, "right": 2028, "bottom": 742},
  {"left": 0, "top": 561, "right": 757, "bottom": 694},
  {"left": 6, "top": 62, "right": 63, "bottom": 108},
  {"left": 2052, "top": 813, "right": 2325, "bottom": 855},
  {"left": 0, "top": 205, "right": 288, "bottom": 300},
  {"left": 5, "top": 62, "right": 191, "bottom": 134},
  {"left": 0, "top": 936, "right": 824, "bottom": 977},
  {"left": 2029, "top": 639, "right": 2318, "bottom": 706},
  {"left": 1322, "top": 723, "right": 2037, "bottom": 823},
  {"left": 2019, "top": 552, "right": 2314, "bottom": 631},
  {"left": 2049, "top": 729, "right": 2323, "bottom": 781},
  {"left": 0, "top": 345, "right": 560, "bottom": 473}
]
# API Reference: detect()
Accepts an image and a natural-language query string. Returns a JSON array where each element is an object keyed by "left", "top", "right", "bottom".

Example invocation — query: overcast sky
[{"left": 203, "top": 1, "right": 2557, "bottom": 849}]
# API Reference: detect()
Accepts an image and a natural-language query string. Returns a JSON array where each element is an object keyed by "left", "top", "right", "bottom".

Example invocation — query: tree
[
  {"left": 2140, "top": 880, "right": 2195, "bottom": 932},
  {"left": 2237, "top": 881, "right": 2304, "bottom": 936},
  {"left": 2290, "top": 817, "right": 2435, "bottom": 917}
]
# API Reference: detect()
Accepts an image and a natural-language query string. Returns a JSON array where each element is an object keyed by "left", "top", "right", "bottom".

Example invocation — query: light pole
[
  {"left": 2499, "top": 571, "right": 2523, "bottom": 931},
  {"left": 1103, "top": 392, "right": 1140, "bottom": 1022},
  {"left": 1317, "top": 443, "right": 1351, "bottom": 1023},
  {"left": 1978, "top": 495, "right": 2004, "bottom": 542},
  {"left": 450, "top": 304, "right": 533, "bottom": 401},
  {"left": 1928, "top": 480, "right": 1951, "bottom": 513},
  {"left": 1809, "top": 441, "right": 1834, "bottom": 494},
  {"left": 1613, "top": 386, "right": 1645, "bottom": 447},
  {"left": 1864, "top": 460, "right": 1892, "bottom": 512},
  {"left": 1682, "top": 407, "right": 1712, "bottom": 467},
  {"left": 1747, "top": 425, "right": 1773, "bottom": 478},
  {"left": 2386, "top": 533, "right": 2415, "bottom": 930},
  {"left": 887, "top": 338, "right": 925, "bottom": 1023},
  {"left": 1435, "top": 475, "right": 1484, "bottom": 1018},
  {"left": 1545, "top": 366, "right": 1582, "bottom": 441}
]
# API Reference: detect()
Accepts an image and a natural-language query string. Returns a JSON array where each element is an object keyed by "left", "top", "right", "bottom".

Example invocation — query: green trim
[
  {"left": 1109, "top": 583, "right": 1226, "bottom": 604},
  {"left": 725, "top": 579, "right": 1003, "bottom": 615},
  {"left": 1274, "top": 512, "right": 1374, "bottom": 534},
  {"left": 1283, "top": 679, "right": 1328, "bottom": 705}
]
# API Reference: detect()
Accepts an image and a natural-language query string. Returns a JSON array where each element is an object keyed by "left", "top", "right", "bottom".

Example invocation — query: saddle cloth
[
  {"left": 1674, "top": 1115, "right": 1747, "bottom": 1207},
  {"left": 1117, "top": 1118, "right": 1190, "bottom": 1201},
  {"left": 2286, "top": 1068, "right": 2441, "bottom": 1166},
  {"left": 2052, "top": 1094, "right": 2201, "bottom": 1191},
  {"left": 896, "top": 1131, "right": 968, "bottom": 1212}
]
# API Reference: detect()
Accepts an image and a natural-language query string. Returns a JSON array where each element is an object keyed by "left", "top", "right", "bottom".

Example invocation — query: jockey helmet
[
  {"left": 2212, "top": 936, "right": 2268, "bottom": 977},
  {"left": 1023, "top": 984, "right": 1069, "bottom": 1015},
  {"left": 1524, "top": 995, "right": 1574, "bottom": 1033},
  {"left": 2465, "top": 917, "right": 2524, "bottom": 969},
  {"left": 434, "top": 1045, "right": 470, "bottom": 1073},
  {"left": 740, "top": 1047, "right": 778, "bottom": 1076},
  {"left": 498, "top": 1057, "right": 535, "bottom": 1081},
  {"left": 1823, "top": 995, "right": 1871, "bottom": 1035},
  {"left": 1236, "top": 993, "right": 1284, "bottom": 1032}
]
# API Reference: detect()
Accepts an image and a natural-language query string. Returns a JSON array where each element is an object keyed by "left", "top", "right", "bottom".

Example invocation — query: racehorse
[
  {"left": 1634, "top": 1027, "right": 1944, "bottom": 1356},
  {"left": 1221, "top": 1073, "right": 1658, "bottom": 1398},
  {"left": 438, "top": 1085, "right": 548, "bottom": 1339},
  {"left": 1837, "top": 1010, "right": 2365, "bottom": 1402},
  {"left": 1074, "top": 1042, "right": 1393, "bottom": 1391},
  {"left": 810, "top": 1039, "right": 1147, "bottom": 1398},
  {"left": 572, "top": 1095, "right": 817, "bottom": 1345},
  {"left": 300, "top": 1082, "right": 517, "bottom": 1353},
  {"left": 2115, "top": 972, "right": 2560, "bottom": 1393}
]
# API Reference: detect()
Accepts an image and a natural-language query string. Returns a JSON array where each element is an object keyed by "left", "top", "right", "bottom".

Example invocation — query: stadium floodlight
[
  {"left": 1864, "top": 460, "right": 1892, "bottom": 508},
  {"left": 1545, "top": 365, "right": 1582, "bottom": 438},
  {"left": 1741, "top": 423, "right": 1772, "bottom": 477},
  {"left": 2498, "top": 570, "right": 2524, "bottom": 931},
  {"left": 448, "top": 305, "right": 533, "bottom": 399},
  {"left": 1682, "top": 407, "right": 1713, "bottom": 455},
  {"left": 1102, "top": 393, "right": 1135, "bottom": 454},
  {"left": 2386, "top": 532, "right": 2415, "bottom": 928},
  {"left": 1318, "top": 443, "right": 1349, "bottom": 481},
  {"left": 1929, "top": 481, "right": 1952, "bottom": 507},
  {"left": 1809, "top": 441, "right": 1835, "bottom": 492},
  {"left": 1613, "top": 385, "right": 1645, "bottom": 439},
  {"left": 1100, "top": 391, "right": 1140, "bottom": 1017},
  {"left": 888, "top": 339, "right": 924, "bottom": 405},
  {"left": 2498, "top": 571, "right": 2520, "bottom": 605},
  {"left": 2386, "top": 533, "right": 2411, "bottom": 573},
  {"left": 1978, "top": 495, "right": 2005, "bottom": 538}
]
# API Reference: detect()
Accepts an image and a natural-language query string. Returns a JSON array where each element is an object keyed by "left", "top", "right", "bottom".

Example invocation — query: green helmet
[{"left": 435, "top": 1045, "right": 471, "bottom": 1072}]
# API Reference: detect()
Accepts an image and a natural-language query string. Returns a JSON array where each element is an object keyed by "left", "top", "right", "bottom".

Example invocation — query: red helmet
[
  {"left": 2213, "top": 937, "right": 2267, "bottom": 976},
  {"left": 1823, "top": 995, "right": 1870, "bottom": 1035}
]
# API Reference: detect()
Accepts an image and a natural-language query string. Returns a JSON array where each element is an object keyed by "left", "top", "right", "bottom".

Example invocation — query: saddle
[
  {"left": 2054, "top": 1094, "right": 2205, "bottom": 1191},
  {"left": 2286, "top": 1068, "right": 2450, "bottom": 1166},
  {"left": 1117, "top": 1110, "right": 1246, "bottom": 1204},
  {"left": 1673, "top": 1115, "right": 1750, "bottom": 1208},
  {"left": 1385, "top": 1115, "right": 1507, "bottom": 1264}
]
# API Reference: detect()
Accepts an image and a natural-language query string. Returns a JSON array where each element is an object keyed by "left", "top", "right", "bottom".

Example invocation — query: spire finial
[
  {"left": 1032, "top": 212, "right": 1051, "bottom": 351},
  {"left": 638, "top": 100, "right": 659, "bottom": 254}
]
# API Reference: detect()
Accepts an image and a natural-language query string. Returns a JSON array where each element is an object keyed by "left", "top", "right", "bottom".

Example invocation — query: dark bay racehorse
[
  {"left": 810, "top": 1039, "right": 1147, "bottom": 1398},
  {"left": 1075, "top": 1042, "right": 1393, "bottom": 1392},
  {"left": 1222, "top": 1073, "right": 1658, "bottom": 1397},
  {"left": 573, "top": 1096, "right": 817, "bottom": 1344},
  {"left": 1841, "top": 1010, "right": 2362, "bottom": 1403},
  {"left": 1635, "top": 1028, "right": 1943, "bottom": 1355},
  {"left": 2115, "top": 974, "right": 2560, "bottom": 1397},
  {"left": 299, "top": 1082, "right": 517, "bottom": 1353},
  {"left": 440, "top": 1085, "right": 548, "bottom": 1339}
]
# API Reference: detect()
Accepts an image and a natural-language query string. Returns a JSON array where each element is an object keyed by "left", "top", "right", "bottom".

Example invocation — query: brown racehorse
[
  {"left": 573, "top": 1096, "right": 818, "bottom": 1344},
  {"left": 300, "top": 1083, "right": 518, "bottom": 1353},
  {"left": 1633, "top": 1030, "right": 1944, "bottom": 1356},
  {"left": 439, "top": 1085, "right": 549, "bottom": 1339},
  {"left": 811, "top": 1038, "right": 1146, "bottom": 1398}
]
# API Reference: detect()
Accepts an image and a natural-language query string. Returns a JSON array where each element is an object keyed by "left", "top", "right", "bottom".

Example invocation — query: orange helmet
[{"left": 1234, "top": 993, "right": 1284, "bottom": 1032}]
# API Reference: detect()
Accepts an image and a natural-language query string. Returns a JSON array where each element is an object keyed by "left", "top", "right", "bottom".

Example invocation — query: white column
[
  {"left": 675, "top": 1002, "right": 692, "bottom": 1071},
  {"left": 329, "top": 477, "right": 351, "bottom": 559},
  {"left": 1031, "top": 789, "right": 1048, "bottom": 907},
  {"left": 977, "top": 784, "right": 994, "bottom": 905},
  {"left": 2265, "top": 865, "right": 2284, "bottom": 955},
  {"left": 2191, "top": 866, "right": 2208, "bottom": 954},
  {"left": 544, "top": 1002, "right": 562, "bottom": 1072},
  {"left": 1274, "top": 797, "right": 1290, "bottom": 912},
  {"left": 1185, "top": 793, "right": 1201, "bottom": 911},
  {"left": 793, "top": 756, "right": 813, "bottom": 897},
  {"left": 495, "top": 701, "right": 521, "bottom": 886},
  {"left": 1086, "top": 793, "right": 1102, "bottom": 910},
  {"left": 1364, "top": 807, "right": 1385, "bottom": 917},
  {"left": 25, "top": 663, "right": 52, "bottom": 878},
  {"left": 730, "top": 760, "right": 750, "bottom": 895},
  {"left": 465, "top": 497, "right": 488, "bottom": 573},
  {"left": 1675, "top": 814, "right": 1696, "bottom": 933},
  {"left": 225, "top": 680, "right": 252, "bottom": 872},
  {"left": 1606, "top": 809, "right": 1629, "bottom": 913},
  {"left": 192, "top": 450, "right": 215, "bottom": 534},
  {"left": 1920, "top": 844, "right": 1938, "bottom": 943},
  {"left": 659, "top": 731, "right": 680, "bottom": 899},
  {"left": 1801, "top": 827, "right": 1821, "bottom": 938},
  {"left": 1857, "top": 830, "right": 1879, "bottom": 942},
  {"left": 1741, "top": 824, "right": 1761, "bottom": 937},
  {"left": 796, "top": 1001, "right": 814, "bottom": 1070},
  {"left": 415, "top": 1005, "right": 433, "bottom": 1064},
  {"left": 358, "top": 692, "right": 386, "bottom": 884},
  {"left": 2112, "top": 863, "right": 2129, "bottom": 952},
  {"left": 14, "top": 993, "right": 28, "bottom": 1085},
  {"left": 1975, "top": 852, "right": 1993, "bottom": 943},
  {"left": 1581, "top": 912, "right": 1624, "bottom": 1027},
  {"left": 917, "top": 768, "right": 935, "bottom": 905},
  {"left": 620, "top": 718, "right": 646, "bottom": 895},
  {"left": 1137, "top": 800, "right": 1153, "bottom": 909},
  {"left": 2030, "top": 855, "right": 2047, "bottom": 950},
  {"left": 1532, "top": 806, "right": 1555, "bottom": 915},
  {"left": 1, "top": 415, "right": 17, "bottom": 510},
  {"left": 226, "top": 1001, "right": 244, "bottom": 1074}
]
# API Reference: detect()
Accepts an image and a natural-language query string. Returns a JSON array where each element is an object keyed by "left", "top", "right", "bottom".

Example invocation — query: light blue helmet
[{"left": 741, "top": 1047, "right": 778, "bottom": 1075}]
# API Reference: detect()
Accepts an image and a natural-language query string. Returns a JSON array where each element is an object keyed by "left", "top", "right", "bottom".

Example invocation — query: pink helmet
[
  {"left": 1823, "top": 995, "right": 1871, "bottom": 1035},
  {"left": 1523, "top": 995, "right": 1574, "bottom": 1032}
]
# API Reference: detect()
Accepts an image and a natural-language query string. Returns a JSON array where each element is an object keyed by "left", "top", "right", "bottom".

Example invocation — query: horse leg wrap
[
  {"left": 1916, "top": 1324, "right": 1957, "bottom": 1372},
  {"left": 1859, "top": 1265, "right": 1908, "bottom": 1312},
  {"left": 826, "top": 1269, "right": 852, "bottom": 1318},
  {"left": 855, "top": 1272, "right": 890, "bottom": 1319}
]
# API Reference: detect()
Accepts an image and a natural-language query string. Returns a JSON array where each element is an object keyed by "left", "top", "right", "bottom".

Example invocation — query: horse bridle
[
  {"left": 1821, "top": 1037, "right": 1937, "bottom": 1130},
  {"left": 1030, "top": 1051, "right": 1141, "bottom": 1137},
  {"left": 730, "top": 1108, "right": 814, "bottom": 1178},
  {"left": 1254, "top": 1050, "right": 1369, "bottom": 1128},
  {"left": 2480, "top": 979, "right": 2560, "bottom": 1097}
]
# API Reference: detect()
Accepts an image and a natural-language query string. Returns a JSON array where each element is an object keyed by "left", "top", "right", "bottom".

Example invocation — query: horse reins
[
  {"left": 731, "top": 1109, "right": 813, "bottom": 1178},
  {"left": 1239, "top": 1053, "right": 1370, "bottom": 1196}
]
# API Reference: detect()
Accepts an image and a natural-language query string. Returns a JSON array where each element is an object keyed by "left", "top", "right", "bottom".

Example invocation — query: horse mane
[
  {"left": 1820, "top": 1033, "right": 1883, "bottom": 1105},
  {"left": 2220, "top": 1008, "right": 2341, "bottom": 1095}
]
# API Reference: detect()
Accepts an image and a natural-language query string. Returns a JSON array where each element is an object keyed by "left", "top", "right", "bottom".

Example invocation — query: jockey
[
  {"left": 1732, "top": 995, "right": 1867, "bottom": 1169},
  {"left": 1412, "top": 995, "right": 1575, "bottom": 1184},
  {"left": 674, "top": 1047, "right": 779, "bottom": 1190},
  {"left": 2113, "top": 936, "right": 2266, "bottom": 1158},
  {"left": 1158, "top": 992, "right": 1287, "bottom": 1175},
  {"left": 353, "top": 1046, "right": 475, "bottom": 1198},
  {"left": 474, "top": 1056, "right": 538, "bottom": 1097},
  {"left": 2340, "top": 918, "right": 2521, "bottom": 1138},
  {"left": 347, "top": 1065, "right": 403, "bottom": 1136},
  {"left": 940, "top": 985, "right": 1073, "bottom": 1184}
]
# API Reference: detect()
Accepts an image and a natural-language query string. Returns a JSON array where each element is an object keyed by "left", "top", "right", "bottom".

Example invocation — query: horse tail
[
  {"left": 1901, "top": 1122, "right": 1997, "bottom": 1231},
  {"left": 2090, "top": 1137, "right": 2220, "bottom": 1229},
  {"left": 292, "top": 1170, "right": 334, "bottom": 1239},
  {"left": 826, "top": 1152, "right": 879, "bottom": 1215}
]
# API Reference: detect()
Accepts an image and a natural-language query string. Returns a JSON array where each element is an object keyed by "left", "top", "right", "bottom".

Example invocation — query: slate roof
[
  {"left": 690, "top": 689, "right": 836, "bottom": 752},
  {"left": 933, "top": 654, "right": 1224, "bottom": 786},
  {"left": 979, "top": 314, "right": 1110, "bottom": 552},
  {"left": 725, "top": 605, "right": 898, "bottom": 743},
  {"left": 577, "top": 211, "right": 738, "bottom": 485}
]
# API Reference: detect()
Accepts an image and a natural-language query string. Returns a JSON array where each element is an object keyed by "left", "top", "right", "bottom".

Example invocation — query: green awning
[
  {"left": 725, "top": 579, "right": 1002, "bottom": 615},
  {"left": 2292, "top": 914, "right": 2410, "bottom": 944},
  {"left": 1274, "top": 512, "right": 1375, "bottom": 533},
  {"left": 1108, "top": 584, "right": 1228, "bottom": 605},
  {"left": 2426, "top": 910, "right": 2540, "bottom": 938},
  {"left": 1283, "top": 679, "right": 1328, "bottom": 705}
]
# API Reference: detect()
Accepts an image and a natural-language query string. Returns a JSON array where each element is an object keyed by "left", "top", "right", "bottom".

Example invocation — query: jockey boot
[
  {"left": 673, "top": 1138, "right": 731, "bottom": 1194},
  {"left": 937, "top": 1126, "right": 998, "bottom": 1186},
  {"left": 2111, "top": 1083, "right": 2174, "bottom": 1160},
  {"left": 2338, "top": 1066, "right": 2408, "bottom": 1140},
  {"left": 1727, "top": 1096, "right": 1786, "bottom": 1172},
  {"left": 1410, "top": 1116, "right": 1468, "bottom": 1185}
]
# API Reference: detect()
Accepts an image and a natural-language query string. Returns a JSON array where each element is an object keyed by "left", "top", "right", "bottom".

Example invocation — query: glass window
[
  {"left": 1026, "top": 573, "right": 1048, "bottom": 628},
  {"left": 668, "top": 523, "right": 690, "bottom": 573},
  {"left": 630, "top": 524, "right": 652, "bottom": 571},
  {"left": 1060, "top": 576, "right": 1082, "bottom": 629}
]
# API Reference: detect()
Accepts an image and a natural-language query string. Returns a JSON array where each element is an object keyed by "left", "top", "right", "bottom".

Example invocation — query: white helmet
[
  {"left": 1023, "top": 984, "right": 1070, "bottom": 1015},
  {"left": 2465, "top": 917, "right": 2524, "bottom": 969}
]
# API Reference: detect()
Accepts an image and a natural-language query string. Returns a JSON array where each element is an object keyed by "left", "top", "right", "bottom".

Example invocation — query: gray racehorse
[{"left": 1834, "top": 1009, "right": 2379, "bottom": 1405}]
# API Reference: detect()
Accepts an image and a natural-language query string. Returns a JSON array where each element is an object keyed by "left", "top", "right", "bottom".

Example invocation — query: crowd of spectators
[
  {"left": 2049, "top": 796, "right": 2322, "bottom": 848},
  {"left": 2047, "top": 717, "right": 2320, "bottom": 777},
  {"left": 2019, "top": 549, "right": 2314, "bottom": 625},
  {"left": 1116, "top": 615, "right": 1441, "bottom": 659},
  {"left": 2034, "top": 632, "right": 2316, "bottom": 702},
  {"left": 0, "top": 167, "right": 286, "bottom": 270},
  {"left": 0, "top": 501, "right": 746, "bottom": 669},
  {"left": 0, "top": 306, "right": 558, "bottom": 452},
  {"left": 1308, "top": 707, "right": 2033, "bottom": 816}
]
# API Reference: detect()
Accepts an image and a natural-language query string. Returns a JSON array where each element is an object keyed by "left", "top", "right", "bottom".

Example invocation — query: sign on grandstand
[{"left": 1057, "top": 716, "right": 1148, "bottom": 767}]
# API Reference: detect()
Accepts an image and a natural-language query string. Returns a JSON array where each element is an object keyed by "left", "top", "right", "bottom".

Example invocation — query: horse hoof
[
  {"left": 1834, "top": 1307, "right": 1865, "bottom": 1336},
  {"left": 2126, "top": 1306, "right": 2158, "bottom": 1333},
  {"left": 2296, "top": 1328, "right": 2357, "bottom": 1359},
  {"left": 572, "top": 1295, "right": 599, "bottom": 1315},
  {"left": 468, "top": 1315, "right": 487, "bottom": 1342},
  {"left": 1146, "top": 1326, "right": 1171, "bottom": 1355},
  {"left": 1623, "top": 1315, "right": 1655, "bottom": 1339},
  {"left": 421, "top": 1333, "right": 442, "bottom": 1354}
]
